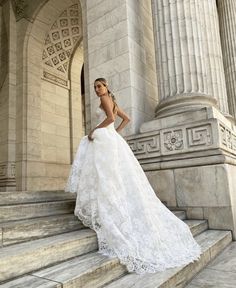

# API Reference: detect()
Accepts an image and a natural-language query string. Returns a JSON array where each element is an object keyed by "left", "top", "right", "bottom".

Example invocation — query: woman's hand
[
  {"left": 88, "top": 130, "right": 94, "bottom": 141},
  {"left": 88, "top": 128, "right": 96, "bottom": 141}
]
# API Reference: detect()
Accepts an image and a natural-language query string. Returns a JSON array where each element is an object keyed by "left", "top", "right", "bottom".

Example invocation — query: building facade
[{"left": 1, "top": 0, "right": 236, "bottom": 238}]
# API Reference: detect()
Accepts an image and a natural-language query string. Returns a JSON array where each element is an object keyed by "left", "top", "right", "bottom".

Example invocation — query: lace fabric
[{"left": 64, "top": 107, "right": 201, "bottom": 274}]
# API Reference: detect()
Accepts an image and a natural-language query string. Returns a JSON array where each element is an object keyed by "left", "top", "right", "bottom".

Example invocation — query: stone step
[
  {"left": 0, "top": 210, "right": 189, "bottom": 246},
  {"left": 0, "top": 214, "right": 84, "bottom": 246},
  {"left": 184, "top": 220, "right": 208, "bottom": 237},
  {"left": 0, "top": 200, "right": 75, "bottom": 223},
  {"left": 0, "top": 275, "right": 57, "bottom": 288},
  {"left": 0, "top": 190, "right": 75, "bottom": 205},
  {"left": 0, "top": 229, "right": 98, "bottom": 283},
  {"left": 0, "top": 252, "right": 127, "bottom": 288},
  {"left": 171, "top": 210, "right": 186, "bottom": 220},
  {"left": 0, "top": 213, "right": 204, "bottom": 248},
  {"left": 103, "top": 230, "right": 232, "bottom": 288},
  {"left": 186, "top": 242, "right": 236, "bottom": 287},
  {"left": 0, "top": 219, "right": 209, "bottom": 288}
]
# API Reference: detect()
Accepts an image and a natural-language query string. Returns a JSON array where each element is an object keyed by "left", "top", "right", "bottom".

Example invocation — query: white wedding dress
[{"left": 64, "top": 107, "right": 201, "bottom": 274}]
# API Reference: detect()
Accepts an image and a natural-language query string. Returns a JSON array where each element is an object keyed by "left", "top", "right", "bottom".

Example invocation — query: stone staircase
[{"left": 0, "top": 191, "right": 232, "bottom": 288}]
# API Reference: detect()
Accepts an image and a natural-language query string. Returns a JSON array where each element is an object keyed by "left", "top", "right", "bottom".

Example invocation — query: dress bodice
[
  {"left": 95, "top": 107, "right": 115, "bottom": 130},
  {"left": 96, "top": 107, "right": 106, "bottom": 125}
]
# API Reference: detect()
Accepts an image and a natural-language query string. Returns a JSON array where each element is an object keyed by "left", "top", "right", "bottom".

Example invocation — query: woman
[{"left": 65, "top": 78, "right": 201, "bottom": 274}]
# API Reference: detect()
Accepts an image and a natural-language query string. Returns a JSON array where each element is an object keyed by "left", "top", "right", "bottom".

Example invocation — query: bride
[{"left": 65, "top": 78, "right": 201, "bottom": 274}]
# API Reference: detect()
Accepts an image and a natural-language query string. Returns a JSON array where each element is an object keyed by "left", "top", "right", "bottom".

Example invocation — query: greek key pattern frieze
[
  {"left": 187, "top": 125, "right": 212, "bottom": 147},
  {"left": 127, "top": 135, "right": 160, "bottom": 156},
  {"left": 220, "top": 124, "right": 236, "bottom": 152},
  {"left": 127, "top": 123, "right": 214, "bottom": 158},
  {"left": 161, "top": 124, "right": 213, "bottom": 154}
]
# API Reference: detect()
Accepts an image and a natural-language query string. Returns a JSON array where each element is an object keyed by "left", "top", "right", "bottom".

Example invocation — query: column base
[{"left": 155, "top": 93, "right": 218, "bottom": 118}]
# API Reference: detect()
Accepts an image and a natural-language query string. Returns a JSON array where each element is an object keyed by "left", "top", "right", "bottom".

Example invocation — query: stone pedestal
[{"left": 126, "top": 107, "right": 236, "bottom": 239}]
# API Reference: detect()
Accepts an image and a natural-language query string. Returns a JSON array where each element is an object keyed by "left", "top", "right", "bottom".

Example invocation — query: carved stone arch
[
  {"left": 16, "top": 0, "right": 88, "bottom": 191},
  {"left": 68, "top": 39, "right": 84, "bottom": 160}
]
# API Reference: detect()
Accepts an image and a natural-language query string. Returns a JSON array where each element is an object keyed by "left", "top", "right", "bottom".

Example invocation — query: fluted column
[
  {"left": 152, "top": 0, "right": 228, "bottom": 117},
  {"left": 218, "top": 0, "right": 236, "bottom": 119}
]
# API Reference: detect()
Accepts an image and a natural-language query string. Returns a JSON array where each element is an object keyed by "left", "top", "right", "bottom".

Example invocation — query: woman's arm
[{"left": 116, "top": 106, "right": 130, "bottom": 132}]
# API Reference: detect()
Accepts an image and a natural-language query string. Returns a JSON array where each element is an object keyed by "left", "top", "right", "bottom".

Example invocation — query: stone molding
[
  {"left": 126, "top": 117, "right": 236, "bottom": 168},
  {"left": 42, "top": 71, "right": 70, "bottom": 89},
  {"left": 154, "top": 94, "right": 218, "bottom": 118},
  {"left": 220, "top": 123, "right": 236, "bottom": 152},
  {"left": 0, "top": 162, "right": 16, "bottom": 190}
]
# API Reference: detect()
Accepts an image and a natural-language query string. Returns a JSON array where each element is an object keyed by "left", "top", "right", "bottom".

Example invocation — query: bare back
[{"left": 99, "top": 96, "right": 130, "bottom": 122}]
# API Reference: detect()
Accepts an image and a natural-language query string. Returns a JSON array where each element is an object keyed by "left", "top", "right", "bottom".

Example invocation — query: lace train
[{"left": 65, "top": 107, "right": 201, "bottom": 274}]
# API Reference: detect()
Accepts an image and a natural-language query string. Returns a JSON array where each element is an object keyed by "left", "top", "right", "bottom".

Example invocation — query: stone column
[
  {"left": 152, "top": 0, "right": 228, "bottom": 117},
  {"left": 218, "top": 0, "right": 236, "bottom": 119}
]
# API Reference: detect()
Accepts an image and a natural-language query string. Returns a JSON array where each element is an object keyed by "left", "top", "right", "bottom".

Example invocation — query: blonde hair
[{"left": 94, "top": 78, "right": 118, "bottom": 113}]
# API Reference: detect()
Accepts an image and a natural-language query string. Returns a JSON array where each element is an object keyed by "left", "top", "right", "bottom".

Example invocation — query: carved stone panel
[
  {"left": 127, "top": 134, "right": 161, "bottom": 159},
  {"left": 42, "top": 3, "right": 82, "bottom": 87},
  {"left": 127, "top": 121, "right": 217, "bottom": 160},
  {"left": 219, "top": 123, "right": 236, "bottom": 152},
  {"left": 160, "top": 123, "right": 213, "bottom": 155},
  {"left": 163, "top": 130, "right": 184, "bottom": 152},
  {"left": 187, "top": 125, "right": 212, "bottom": 147}
]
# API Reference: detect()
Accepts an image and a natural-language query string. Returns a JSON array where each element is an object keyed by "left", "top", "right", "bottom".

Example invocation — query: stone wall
[
  {"left": 146, "top": 163, "right": 236, "bottom": 239},
  {"left": 86, "top": 0, "right": 158, "bottom": 135},
  {"left": 13, "top": 0, "right": 85, "bottom": 190},
  {"left": 0, "top": 0, "right": 159, "bottom": 190}
]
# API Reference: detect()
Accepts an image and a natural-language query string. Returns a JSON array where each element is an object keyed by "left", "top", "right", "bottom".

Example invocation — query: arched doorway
[
  {"left": 15, "top": 0, "right": 88, "bottom": 191},
  {"left": 69, "top": 42, "right": 85, "bottom": 162}
]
